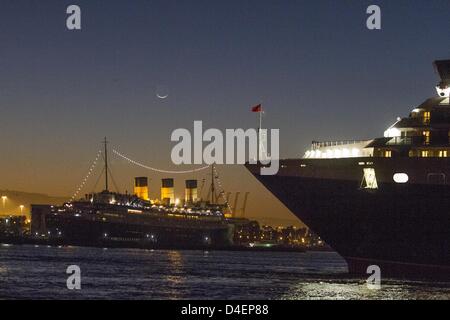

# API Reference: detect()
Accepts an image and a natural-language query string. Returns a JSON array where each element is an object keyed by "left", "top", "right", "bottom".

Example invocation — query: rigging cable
[
  {"left": 69, "top": 149, "right": 102, "bottom": 203},
  {"left": 213, "top": 165, "right": 233, "bottom": 214},
  {"left": 107, "top": 165, "right": 120, "bottom": 192},
  {"left": 91, "top": 167, "right": 105, "bottom": 193},
  {"left": 100, "top": 152, "right": 120, "bottom": 192}
]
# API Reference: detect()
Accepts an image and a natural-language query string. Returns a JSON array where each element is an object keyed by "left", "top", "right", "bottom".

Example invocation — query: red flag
[{"left": 251, "top": 104, "right": 262, "bottom": 112}]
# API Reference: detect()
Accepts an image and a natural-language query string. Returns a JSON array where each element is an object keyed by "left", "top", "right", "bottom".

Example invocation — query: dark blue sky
[{"left": 1, "top": 0, "right": 449, "bottom": 223}]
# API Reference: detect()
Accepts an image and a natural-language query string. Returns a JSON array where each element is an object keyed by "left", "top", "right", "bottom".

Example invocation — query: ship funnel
[
  {"left": 134, "top": 177, "right": 149, "bottom": 201},
  {"left": 161, "top": 178, "right": 175, "bottom": 205},
  {"left": 185, "top": 180, "right": 198, "bottom": 205}
]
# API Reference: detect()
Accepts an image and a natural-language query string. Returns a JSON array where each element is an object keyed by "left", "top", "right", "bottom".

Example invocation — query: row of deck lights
[{"left": 304, "top": 148, "right": 361, "bottom": 159}]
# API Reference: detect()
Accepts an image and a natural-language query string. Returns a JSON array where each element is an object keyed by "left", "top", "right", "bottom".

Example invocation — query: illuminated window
[
  {"left": 393, "top": 173, "right": 409, "bottom": 184},
  {"left": 421, "top": 150, "right": 430, "bottom": 158},
  {"left": 384, "top": 150, "right": 392, "bottom": 158},
  {"left": 423, "top": 111, "right": 431, "bottom": 124},
  {"left": 439, "top": 150, "right": 448, "bottom": 158},
  {"left": 423, "top": 131, "right": 430, "bottom": 145},
  {"left": 361, "top": 168, "right": 378, "bottom": 189}
]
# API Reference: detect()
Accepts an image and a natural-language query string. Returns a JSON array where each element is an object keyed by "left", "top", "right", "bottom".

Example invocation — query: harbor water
[{"left": 0, "top": 245, "right": 449, "bottom": 299}]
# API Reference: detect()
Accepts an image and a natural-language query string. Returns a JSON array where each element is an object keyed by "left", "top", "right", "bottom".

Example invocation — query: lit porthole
[{"left": 393, "top": 173, "right": 409, "bottom": 183}]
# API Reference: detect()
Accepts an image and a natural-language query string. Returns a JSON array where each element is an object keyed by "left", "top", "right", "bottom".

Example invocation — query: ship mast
[{"left": 103, "top": 137, "right": 109, "bottom": 191}]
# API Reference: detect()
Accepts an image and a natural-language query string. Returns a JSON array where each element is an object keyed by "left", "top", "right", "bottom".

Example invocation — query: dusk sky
[{"left": 1, "top": 0, "right": 450, "bottom": 224}]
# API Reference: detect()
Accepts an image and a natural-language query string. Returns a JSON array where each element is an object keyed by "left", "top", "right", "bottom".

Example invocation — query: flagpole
[
  {"left": 258, "top": 106, "right": 262, "bottom": 161},
  {"left": 252, "top": 103, "right": 263, "bottom": 162},
  {"left": 259, "top": 110, "right": 262, "bottom": 132}
]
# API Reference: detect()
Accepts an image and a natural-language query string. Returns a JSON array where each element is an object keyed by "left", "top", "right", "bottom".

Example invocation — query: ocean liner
[
  {"left": 246, "top": 60, "right": 450, "bottom": 279},
  {"left": 31, "top": 140, "right": 234, "bottom": 249}
]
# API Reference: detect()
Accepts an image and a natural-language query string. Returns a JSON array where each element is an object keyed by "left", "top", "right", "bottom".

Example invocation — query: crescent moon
[{"left": 157, "top": 94, "right": 168, "bottom": 99}]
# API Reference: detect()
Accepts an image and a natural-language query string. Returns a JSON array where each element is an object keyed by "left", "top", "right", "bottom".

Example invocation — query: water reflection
[
  {"left": 282, "top": 277, "right": 450, "bottom": 300},
  {"left": 162, "top": 251, "right": 185, "bottom": 299},
  {"left": 0, "top": 265, "right": 8, "bottom": 275}
]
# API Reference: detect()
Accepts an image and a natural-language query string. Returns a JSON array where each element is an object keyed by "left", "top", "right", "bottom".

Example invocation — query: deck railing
[
  {"left": 386, "top": 137, "right": 413, "bottom": 145},
  {"left": 311, "top": 140, "right": 368, "bottom": 150}
]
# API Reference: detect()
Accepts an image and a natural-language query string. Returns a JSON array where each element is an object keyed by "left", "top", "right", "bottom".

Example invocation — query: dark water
[{"left": 0, "top": 244, "right": 449, "bottom": 300}]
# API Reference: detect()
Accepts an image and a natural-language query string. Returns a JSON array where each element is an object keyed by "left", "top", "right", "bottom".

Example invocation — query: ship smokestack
[
  {"left": 161, "top": 178, "right": 175, "bottom": 205},
  {"left": 185, "top": 180, "right": 198, "bottom": 205},
  {"left": 134, "top": 177, "right": 149, "bottom": 201}
]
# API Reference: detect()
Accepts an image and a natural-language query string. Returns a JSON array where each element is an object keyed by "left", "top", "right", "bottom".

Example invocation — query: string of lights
[
  {"left": 112, "top": 149, "right": 211, "bottom": 174},
  {"left": 213, "top": 165, "right": 233, "bottom": 214},
  {"left": 69, "top": 150, "right": 102, "bottom": 203}
]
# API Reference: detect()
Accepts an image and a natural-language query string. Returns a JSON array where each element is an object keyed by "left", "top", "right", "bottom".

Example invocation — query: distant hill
[{"left": 0, "top": 190, "right": 67, "bottom": 217}]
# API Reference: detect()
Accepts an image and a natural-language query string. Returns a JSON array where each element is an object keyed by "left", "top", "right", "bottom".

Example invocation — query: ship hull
[
  {"left": 32, "top": 207, "right": 234, "bottom": 249},
  {"left": 46, "top": 216, "right": 233, "bottom": 248},
  {"left": 246, "top": 158, "right": 450, "bottom": 279}
]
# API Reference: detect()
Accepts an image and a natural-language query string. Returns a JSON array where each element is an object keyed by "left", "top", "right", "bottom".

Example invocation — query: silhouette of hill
[{"left": 0, "top": 190, "right": 67, "bottom": 217}]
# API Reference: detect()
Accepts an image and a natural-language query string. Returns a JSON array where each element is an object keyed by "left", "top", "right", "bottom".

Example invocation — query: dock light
[{"left": 1, "top": 195, "right": 7, "bottom": 207}]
